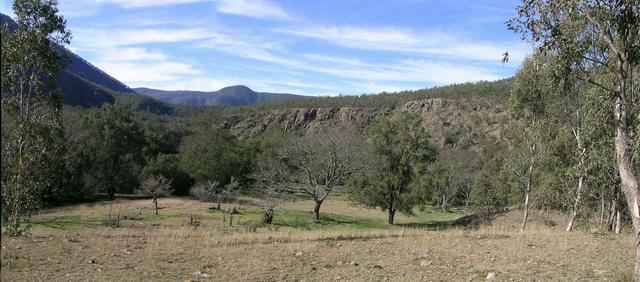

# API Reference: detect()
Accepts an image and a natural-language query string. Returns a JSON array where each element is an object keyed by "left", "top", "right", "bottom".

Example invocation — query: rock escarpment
[{"left": 225, "top": 98, "right": 507, "bottom": 151}]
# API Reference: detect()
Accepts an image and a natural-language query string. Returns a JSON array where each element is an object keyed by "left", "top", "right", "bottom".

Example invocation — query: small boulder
[
  {"left": 295, "top": 251, "right": 305, "bottom": 257},
  {"left": 193, "top": 271, "right": 210, "bottom": 278},
  {"left": 486, "top": 272, "right": 496, "bottom": 280}
]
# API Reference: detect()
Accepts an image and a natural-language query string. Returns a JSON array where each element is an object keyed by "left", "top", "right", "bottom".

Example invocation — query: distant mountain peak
[{"left": 134, "top": 85, "right": 307, "bottom": 107}]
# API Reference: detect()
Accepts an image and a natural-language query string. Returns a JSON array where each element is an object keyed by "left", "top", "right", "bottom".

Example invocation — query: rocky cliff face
[{"left": 224, "top": 97, "right": 508, "bottom": 151}]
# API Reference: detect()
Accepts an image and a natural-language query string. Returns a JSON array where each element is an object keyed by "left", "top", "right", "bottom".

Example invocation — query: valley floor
[{"left": 1, "top": 198, "right": 634, "bottom": 281}]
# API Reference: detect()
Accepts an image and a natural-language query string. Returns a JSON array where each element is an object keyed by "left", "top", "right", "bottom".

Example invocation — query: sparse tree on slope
[{"left": 1, "top": 0, "right": 71, "bottom": 235}]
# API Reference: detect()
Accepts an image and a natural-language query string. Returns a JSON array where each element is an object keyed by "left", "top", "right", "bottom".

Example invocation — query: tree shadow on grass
[
  {"left": 272, "top": 212, "right": 386, "bottom": 230},
  {"left": 395, "top": 214, "right": 485, "bottom": 230}
]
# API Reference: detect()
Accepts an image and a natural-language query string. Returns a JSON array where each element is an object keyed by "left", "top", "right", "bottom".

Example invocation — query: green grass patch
[
  {"left": 30, "top": 215, "right": 103, "bottom": 230},
  {"left": 236, "top": 210, "right": 388, "bottom": 231}
]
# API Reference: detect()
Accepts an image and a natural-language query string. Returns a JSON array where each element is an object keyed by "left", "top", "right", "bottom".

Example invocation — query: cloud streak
[
  {"left": 273, "top": 25, "right": 528, "bottom": 62},
  {"left": 215, "top": 0, "right": 291, "bottom": 20}
]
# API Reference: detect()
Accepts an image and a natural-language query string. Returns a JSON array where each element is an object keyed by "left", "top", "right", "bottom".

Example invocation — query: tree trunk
[
  {"left": 313, "top": 200, "right": 322, "bottom": 220},
  {"left": 567, "top": 144, "right": 586, "bottom": 232},
  {"left": 264, "top": 208, "right": 274, "bottom": 224},
  {"left": 615, "top": 209, "right": 622, "bottom": 234},
  {"left": 612, "top": 54, "right": 640, "bottom": 281},
  {"left": 441, "top": 195, "right": 447, "bottom": 212},
  {"left": 388, "top": 208, "right": 396, "bottom": 225},
  {"left": 608, "top": 197, "right": 618, "bottom": 231},
  {"left": 566, "top": 173, "right": 584, "bottom": 232},
  {"left": 566, "top": 210, "right": 577, "bottom": 232},
  {"left": 153, "top": 198, "right": 158, "bottom": 215},
  {"left": 600, "top": 196, "right": 606, "bottom": 231},
  {"left": 521, "top": 161, "right": 533, "bottom": 232}
]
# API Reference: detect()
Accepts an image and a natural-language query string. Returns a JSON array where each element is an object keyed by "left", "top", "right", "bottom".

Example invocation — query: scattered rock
[
  {"left": 193, "top": 271, "right": 210, "bottom": 278},
  {"left": 295, "top": 251, "right": 305, "bottom": 257},
  {"left": 350, "top": 261, "right": 359, "bottom": 267},
  {"left": 486, "top": 272, "right": 496, "bottom": 280},
  {"left": 336, "top": 243, "right": 342, "bottom": 247},
  {"left": 371, "top": 264, "right": 384, "bottom": 269},
  {"left": 419, "top": 260, "right": 432, "bottom": 267},
  {"left": 468, "top": 267, "right": 478, "bottom": 273},
  {"left": 123, "top": 249, "right": 132, "bottom": 255},
  {"left": 88, "top": 257, "right": 98, "bottom": 264},
  {"left": 337, "top": 261, "right": 344, "bottom": 266}
]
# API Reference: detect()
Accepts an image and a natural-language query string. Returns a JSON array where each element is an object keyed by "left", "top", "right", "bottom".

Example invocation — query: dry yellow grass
[{"left": 1, "top": 198, "right": 635, "bottom": 281}]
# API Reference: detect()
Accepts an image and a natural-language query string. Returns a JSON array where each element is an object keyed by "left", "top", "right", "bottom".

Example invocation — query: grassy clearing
[
  {"left": 27, "top": 196, "right": 464, "bottom": 232},
  {"left": 1, "top": 197, "right": 635, "bottom": 281}
]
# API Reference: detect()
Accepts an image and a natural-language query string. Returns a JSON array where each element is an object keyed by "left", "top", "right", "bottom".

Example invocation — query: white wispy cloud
[
  {"left": 58, "top": 0, "right": 290, "bottom": 20},
  {"left": 96, "top": 61, "right": 201, "bottom": 84},
  {"left": 215, "top": 0, "right": 290, "bottom": 20},
  {"left": 70, "top": 26, "right": 211, "bottom": 88},
  {"left": 73, "top": 27, "right": 212, "bottom": 48},
  {"left": 273, "top": 25, "right": 528, "bottom": 62}
]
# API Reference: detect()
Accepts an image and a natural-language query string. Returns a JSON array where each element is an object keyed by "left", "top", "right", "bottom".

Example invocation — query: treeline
[{"left": 224, "top": 79, "right": 512, "bottom": 114}]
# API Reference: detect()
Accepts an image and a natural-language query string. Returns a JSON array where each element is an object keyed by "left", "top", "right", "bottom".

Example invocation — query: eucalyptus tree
[
  {"left": 351, "top": 114, "right": 438, "bottom": 225},
  {"left": 508, "top": 55, "right": 554, "bottom": 232},
  {"left": 1, "top": 0, "right": 71, "bottom": 235},
  {"left": 83, "top": 103, "right": 146, "bottom": 198},
  {"left": 509, "top": 0, "right": 640, "bottom": 276}
]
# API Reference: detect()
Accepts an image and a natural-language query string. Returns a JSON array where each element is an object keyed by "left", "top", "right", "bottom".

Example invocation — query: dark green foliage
[
  {"left": 179, "top": 126, "right": 251, "bottom": 186},
  {"left": 351, "top": 113, "right": 438, "bottom": 225},
  {"left": 82, "top": 102, "right": 146, "bottom": 198},
  {"left": 140, "top": 154, "right": 193, "bottom": 196},
  {"left": 470, "top": 154, "right": 510, "bottom": 220}
]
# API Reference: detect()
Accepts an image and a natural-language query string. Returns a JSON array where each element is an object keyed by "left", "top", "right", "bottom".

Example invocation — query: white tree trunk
[
  {"left": 566, "top": 172, "right": 584, "bottom": 232},
  {"left": 521, "top": 161, "right": 533, "bottom": 232},
  {"left": 612, "top": 58, "right": 640, "bottom": 280}
]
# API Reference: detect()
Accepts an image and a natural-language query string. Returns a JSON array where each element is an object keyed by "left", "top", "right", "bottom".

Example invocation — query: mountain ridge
[
  {"left": 134, "top": 85, "right": 308, "bottom": 107},
  {"left": 1, "top": 13, "right": 133, "bottom": 107}
]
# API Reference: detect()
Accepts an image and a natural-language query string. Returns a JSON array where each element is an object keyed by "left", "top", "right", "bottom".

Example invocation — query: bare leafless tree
[
  {"left": 251, "top": 127, "right": 368, "bottom": 220},
  {"left": 190, "top": 178, "right": 238, "bottom": 210},
  {"left": 280, "top": 127, "right": 369, "bottom": 219},
  {"left": 249, "top": 157, "right": 288, "bottom": 224},
  {"left": 136, "top": 175, "right": 173, "bottom": 215}
]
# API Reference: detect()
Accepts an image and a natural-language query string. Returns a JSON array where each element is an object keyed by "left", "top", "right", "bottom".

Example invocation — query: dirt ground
[{"left": 1, "top": 198, "right": 635, "bottom": 281}]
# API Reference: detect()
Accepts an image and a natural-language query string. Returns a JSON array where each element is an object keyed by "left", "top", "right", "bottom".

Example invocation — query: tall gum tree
[
  {"left": 508, "top": 0, "right": 640, "bottom": 278},
  {"left": 1, "top": 0, "right": 71, "bottom": 235}
]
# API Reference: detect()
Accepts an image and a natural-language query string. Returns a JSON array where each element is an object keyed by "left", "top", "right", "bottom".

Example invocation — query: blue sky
[{"left": 1, "top": 0, "right": 531, "bottom": 96}]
